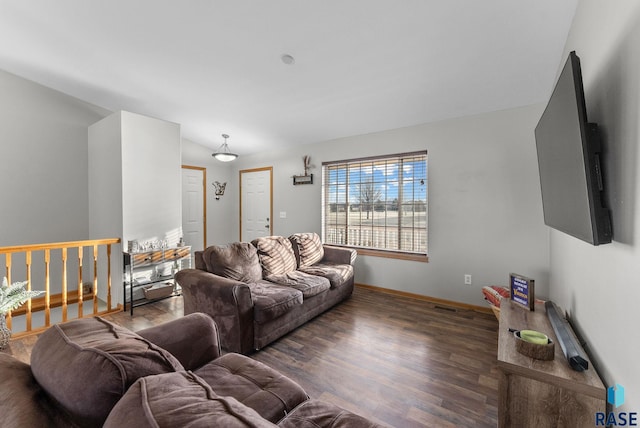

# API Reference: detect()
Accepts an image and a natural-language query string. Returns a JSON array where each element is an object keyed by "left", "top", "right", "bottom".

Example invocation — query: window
[{"left": 322, "top": 151, "right": 428, "bottom": 261}]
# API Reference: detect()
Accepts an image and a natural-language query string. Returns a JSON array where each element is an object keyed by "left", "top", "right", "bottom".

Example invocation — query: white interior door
[
  {"left": 181, "top": 166, "right": 206, "bottom": 254},
  {"left": 240, "top": 167, "right": 272, "bottom": 241}
]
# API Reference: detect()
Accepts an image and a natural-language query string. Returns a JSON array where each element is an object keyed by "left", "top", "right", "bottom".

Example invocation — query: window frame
[{"left": 321, "top": 151, "right": 428, "bottom": 262}]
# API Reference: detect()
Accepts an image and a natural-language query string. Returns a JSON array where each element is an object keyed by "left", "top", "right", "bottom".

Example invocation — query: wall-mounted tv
[{"left": 534, "top": 51, "right": 612, "bottom": 245}]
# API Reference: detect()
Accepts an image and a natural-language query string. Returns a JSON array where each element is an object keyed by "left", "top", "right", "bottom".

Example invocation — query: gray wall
[
  {"left": 548, "top": 0, "right": 640, "bottom": 411},
  {"left": 230, "top": 104, "right": 550, "bottom": 307},
  {"left": 181, "top": 138, "right": 235, "bottom": 246},
  {"left": 88, "top": 111, "right": 123, "bottom": 241},
  {"left": 0, "top": 70, "right": 111, "bottom": 319},
  {"left": 0, "top": 69, "right": 109, "bottom": 246}
]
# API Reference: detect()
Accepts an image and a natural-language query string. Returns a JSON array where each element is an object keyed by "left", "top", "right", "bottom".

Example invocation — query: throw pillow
[
  {"left": 251, "top": 236, "right": 297, "bottom": 277},
  {"left": 289, "top": 233, "right": 324, "bottom": 268},
  {"left": 481, "top": 285, "right": 510, "bottom": 307},
  {"left": 202, "top": 242, "right": 263, "bottom": 282}
]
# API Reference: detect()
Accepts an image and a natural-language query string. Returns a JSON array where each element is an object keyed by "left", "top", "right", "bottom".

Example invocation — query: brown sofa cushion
[
  {"left": 252, "top": 236, "right": 297, "bottom": 276},
  {"left": 289, "top": 233, "right": 324, "bottom": 267},
  {"left": 266, "top": 270, "right": 331, "bottom": 298},
  {"left": 0, "top": 354, "right": 71, "bottom": 428},
  {"left": 298, "top": 263, "right": 354, "bottom": 288},
  {"left": 104, "top": 371, "right": 277, "bottom": 428},
  {"left": 279, "top": 399, "right": 383, "bottom": 427},
  {"left": 249, "top": 281, "right": 303, "bottom": 323},
  {"left": 202, "top": 242, "right": 263, "bottom": 282},
  {"left": 30, "top": 317, "right": 184, "bottom": 428},
  {"left": 194, "top": 353, "right": 309, "bottom": 424}
]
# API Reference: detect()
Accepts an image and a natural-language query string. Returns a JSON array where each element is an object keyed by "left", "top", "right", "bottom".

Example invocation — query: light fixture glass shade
[
  {"left": 212, "top": 145, "right": 238, "bottom": 162},
  {"left": 212, "top": 134, "right": 238, "bottom": 162}
]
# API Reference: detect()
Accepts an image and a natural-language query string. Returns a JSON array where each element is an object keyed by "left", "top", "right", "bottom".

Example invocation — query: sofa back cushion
[
  {"left": 289, "top": 233, "right": 324, "bottom": 268},
  {"left": 30, "top": 317, "right": 184, "bottom": 428},
  {"left": 202, "top": 242, "right": 263, "bottom": 283},
  {"left": 251, "top": 236, "right": 297, "bottom": 277},
  {"left": 104, "top": 371, "right": 277, "bottom": 428}
]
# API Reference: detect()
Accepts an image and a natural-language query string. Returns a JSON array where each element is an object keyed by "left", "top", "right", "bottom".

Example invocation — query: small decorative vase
[{"left": 0, "top": 315, "right": 11, "bottom": 350}]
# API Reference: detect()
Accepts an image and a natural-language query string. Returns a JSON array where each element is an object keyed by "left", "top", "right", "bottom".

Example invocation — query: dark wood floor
[{"left": 3, "top": 286, "right": 499, "bottom": 427}]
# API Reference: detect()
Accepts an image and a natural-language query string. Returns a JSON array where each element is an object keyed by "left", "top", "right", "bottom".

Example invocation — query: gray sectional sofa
[{"left": 175, "top": 233, "right": 357, "bottom": 354}]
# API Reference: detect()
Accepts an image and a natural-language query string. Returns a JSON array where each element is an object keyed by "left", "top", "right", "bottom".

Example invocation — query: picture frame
[
  {"left": 293, "top": 174, "right": 313, "bottom": 185},
  {"left": 509, "top": 273, "right": 535, "bottom": 311}
]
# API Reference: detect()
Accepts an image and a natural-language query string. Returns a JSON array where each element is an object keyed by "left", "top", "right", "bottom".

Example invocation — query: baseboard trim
[{"left": 355, "top": 283, "right": 493, "bottom": 314}]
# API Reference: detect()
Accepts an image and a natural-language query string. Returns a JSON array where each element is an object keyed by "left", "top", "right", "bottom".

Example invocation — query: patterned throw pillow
[
  {"left": 289, "top": 233, "right": 324, "bottom": 268},
  {"left": 251, "top": 236, "right": 297, "bottom": 276},
  {"left": 481, "top": 285, "right": 510, "bottom": 307}
]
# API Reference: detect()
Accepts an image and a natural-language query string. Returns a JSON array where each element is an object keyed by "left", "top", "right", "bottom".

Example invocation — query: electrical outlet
[{"left": 464, "top": 274, "right": 472, "bottom": 285}]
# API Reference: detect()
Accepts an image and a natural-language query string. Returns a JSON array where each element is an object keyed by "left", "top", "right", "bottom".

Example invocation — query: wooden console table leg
[{"left": 498, "top": 370, "right": 509, "bottom": 428}]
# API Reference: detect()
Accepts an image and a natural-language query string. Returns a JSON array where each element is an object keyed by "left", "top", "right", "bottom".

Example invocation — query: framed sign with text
[{"left": 509, "top": 273, "right": 535, "bottom": 311}]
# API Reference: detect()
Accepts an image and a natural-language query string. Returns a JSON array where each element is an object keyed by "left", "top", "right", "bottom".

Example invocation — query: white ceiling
[{"left": 0, "top": 1, "right": 578, "bottom": 155}]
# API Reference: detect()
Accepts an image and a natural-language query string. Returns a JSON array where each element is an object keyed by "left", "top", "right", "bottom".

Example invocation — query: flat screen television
[{"left": 534, "top": 51, "right": 612, "bottom": 245}]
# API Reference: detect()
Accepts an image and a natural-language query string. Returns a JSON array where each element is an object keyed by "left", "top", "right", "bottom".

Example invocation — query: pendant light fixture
[{"left": 212, "top": 134, "right": 238, "bottom": 162}]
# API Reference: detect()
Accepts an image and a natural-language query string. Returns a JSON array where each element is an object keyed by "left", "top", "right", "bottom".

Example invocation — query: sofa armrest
[
  {"left": 321, "top": 245, "right": 357, "bottom": 265},
  {"left": 175, "top": 269, "right": 255, "bottom": 354},
  {"left": 137, "top": 312, "right": 221, "bottom": 370}
]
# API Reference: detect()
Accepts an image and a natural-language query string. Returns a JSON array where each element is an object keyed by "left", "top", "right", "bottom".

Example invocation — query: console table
[
  {"left": 123, "top": 246, "right": 191, "bottom": 315},
  {"left": 497, "top": 300, "right": 605, "bottom": 427}
]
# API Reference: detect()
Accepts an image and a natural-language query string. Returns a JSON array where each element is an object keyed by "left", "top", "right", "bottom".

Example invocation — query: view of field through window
[{"left": 322, "top": 152, "right": 427, "bottom": 255}]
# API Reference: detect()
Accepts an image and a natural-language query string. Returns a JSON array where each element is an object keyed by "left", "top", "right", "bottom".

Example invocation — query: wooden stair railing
[{"left": 1, "top": 238, "right": 122, "bottom": 338}]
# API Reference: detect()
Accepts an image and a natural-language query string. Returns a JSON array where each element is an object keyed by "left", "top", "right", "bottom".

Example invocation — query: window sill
[{"left": 355, "top": 247, "right": 429, "bottom": 262}]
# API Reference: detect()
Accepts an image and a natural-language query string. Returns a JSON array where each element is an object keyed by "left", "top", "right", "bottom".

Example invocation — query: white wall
[
  {"left": 120, "top": 111, "right": 182, "bottom": 246},
  {"left": 548, "top": 0, "right": 640, "bottom": 411},
  {"left": 0, "top": 69, "right": 109, "bottom": 246},
  {"left": 230, "top": 104, "right": 549, "bottom": 307},
  {"left": 181, "top": 138, "right": 235, "bottom": 246}
]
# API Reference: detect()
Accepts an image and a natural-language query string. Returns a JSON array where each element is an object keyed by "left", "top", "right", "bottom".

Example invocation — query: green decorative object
[{"left": 0, "top": 277, "right": 44, "bottom": 349}]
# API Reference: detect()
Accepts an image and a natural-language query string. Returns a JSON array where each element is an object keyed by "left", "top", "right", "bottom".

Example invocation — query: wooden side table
[{"left": 497, "top": 300, "right": 605, "bottom": 427}]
